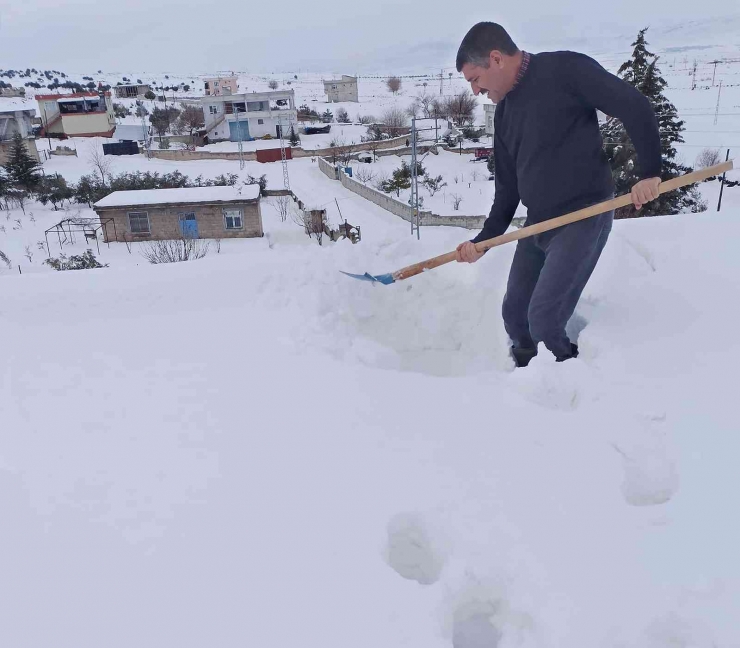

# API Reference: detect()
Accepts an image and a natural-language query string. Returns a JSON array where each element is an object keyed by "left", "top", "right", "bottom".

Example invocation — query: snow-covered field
[{"left": 2, "top": 21, "right": 740, "bottom": 648}]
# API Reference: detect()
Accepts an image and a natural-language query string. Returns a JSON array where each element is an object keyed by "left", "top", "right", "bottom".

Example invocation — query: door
[
  {"left": 229, "top": 120, "right": 250, "bottom": 142},
  {"left": 178, "top": 212, "right": 198, "bottom": 239},
  {"left": 275, "top": 124, "right": 282, "bottom": 139}
]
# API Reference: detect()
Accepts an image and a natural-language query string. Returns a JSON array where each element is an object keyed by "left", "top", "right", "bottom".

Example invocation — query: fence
[{"left": 317, "top": 157, "right": 487, "bottom": 230}]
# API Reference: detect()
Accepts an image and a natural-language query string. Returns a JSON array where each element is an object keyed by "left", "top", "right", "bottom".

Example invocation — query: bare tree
[
  {"left": 380, "top": 106, "right": 408, "bottom": 138},
  {"left": 0, "top": 249, "right": 10, "bottom": 269},
  {"left": 354, "top": 167, "right": 376, "bottom": 184},
  {"left": 695, "top": 148, "right": 721, "bottom": 169},
  {"left": 177, "top": 102, "right": 205, "bottom": 148},
  {"left": 268, "top": 79, "right": 278, "bottom": 90},
  {"left": 416, "top": 93, "right": 436, "bottom": 118},
  {"left": 88, "top": 142, "right": 112, "bottom": 187},
  {"left": 291, "top": 208, "right": 325, "bottom": 245},
  {"left": 357, "top": 114, "right": 375, "bottom": 124},
  {"left": 140, "top": 237, "right": 210, "bottom": 263},
  {"left": 445, "top": 90, "right": 477, "bottom": 126},
  {"left": 272, "top": 194, "right": 292, "bottom": 221},
  {"left": 470, "top": 169, "right": 480, "bottom": 182},
  {"left": 24, "top": 245, "right": 32, "bottom": 262},
  {"left": 405, "top": 101, "right": 420, "bottom": 120},
  {"left": 451, "top": 193, "right": 463, "bottom": 210},
  {"left": 386, "top": 76, "right": 402, "bottom": 94}
]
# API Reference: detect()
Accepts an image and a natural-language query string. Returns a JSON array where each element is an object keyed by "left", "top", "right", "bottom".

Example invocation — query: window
[
  {"left": 223, "top": 208, "right": 243, "bottom": 230},
  {"left": 332, "top": 84, "right": 337, "bottom": 90},
  {"left": 257, "top": 119, "right": 263, "bottom": 124},
  {"left": 128, "top": 211, "right": 150, "bottom": 234},
  {"left": 209, "top": 105, "right": 218, "bottom": 114}
]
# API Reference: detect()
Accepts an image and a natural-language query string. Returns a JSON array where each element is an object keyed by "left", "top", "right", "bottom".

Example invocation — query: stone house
[
  {"left": 93, "top": 185, "right": 263, "bottom": 243},
  {"left": 323, "top": 75, "right": 358, "bottom": 103}
]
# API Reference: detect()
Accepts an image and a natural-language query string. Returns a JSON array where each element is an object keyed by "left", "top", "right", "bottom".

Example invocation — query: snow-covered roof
[
  {"left": 0, "top": 97, "right": 37, "bottom": 114},
  {"left": 114, "top": 124, "right": 148, "bottom": 141},
  {"left": 94, "top": 185, "right": 261, "bottom": 209}
]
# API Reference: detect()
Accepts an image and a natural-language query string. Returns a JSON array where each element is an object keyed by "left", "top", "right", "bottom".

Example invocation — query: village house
[
  {"left": 36, "top": 91, "right": 116, "bottom": 138},
  {"left": 201, "top": 89, "right": 297, "bottom": 142},
  {"left": 203, "top": 76, "right": 238, "bottom": 96},
  {"left": 322, "top": 75, "right": 358, "bottom": 103},
  {"left": 93, "top": 185, "right": 263, "bottom": 243},
  {"left": 114, "top": 83, "right": 153, "bottom": 99},
  {"left": 0, "top": 98, "right": 40, "bottom": 164}
]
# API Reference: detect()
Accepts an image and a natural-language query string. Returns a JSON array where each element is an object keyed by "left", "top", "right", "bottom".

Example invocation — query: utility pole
[
  {"left": 717, "top": 149, "right": 730, "bottom": 212},
  {"left": 235, "top": 102, "right": 244, "bottom": 170},
  {"left": 439, "top": 69, "right": 443, "bottom": 96},
  {"left": 710, "top": 59, "right": 720, "bottom": 86},
  {"left": 137, "top": 100, "right": 151, "bottom": 159},
  {"left": 410, "top": 117, "right": 420, "bottom": 239},
  {"left": 277, "top": 111, "right": 290, "bottom": 191},
  {"left": 691, "top": 60, "right": 697, "bottom": 91},
  {"left": 714, "top": 81, "right": 723, "bottom": 126}
]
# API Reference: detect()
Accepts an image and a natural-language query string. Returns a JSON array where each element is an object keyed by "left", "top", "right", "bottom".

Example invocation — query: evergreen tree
[
  {"left": 601, "top": 28, "right": 705, "bottom": 217},
  {"left": 288, "top": 124, "right": 300, "bottom": 146},
  {"left": 3, "top": 133, "right": 42, "bottom": 192},
  {"left": 487, "top": 152, "right": 495, "bottom": 178},
  {"left": 321, "top": 109, "right": 333, "bottom": 123}
]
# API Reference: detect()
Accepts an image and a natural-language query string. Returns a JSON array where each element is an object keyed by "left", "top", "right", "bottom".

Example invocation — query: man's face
[{"left": 462, "top": 52, "right": 507, "bottom": 103}]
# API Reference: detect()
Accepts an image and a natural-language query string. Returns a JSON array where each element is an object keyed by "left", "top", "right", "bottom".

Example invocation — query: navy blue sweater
[{"left": 472, "top": 51, "right": 662, "bottom": 244}]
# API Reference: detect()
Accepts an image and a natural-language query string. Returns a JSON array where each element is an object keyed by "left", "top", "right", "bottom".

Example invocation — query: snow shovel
[{"left": 341, "top": 160, "right": 733, "bottom": 285}]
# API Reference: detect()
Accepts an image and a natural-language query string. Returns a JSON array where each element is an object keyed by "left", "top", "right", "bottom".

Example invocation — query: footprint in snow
[
  {"left": 613, "top": 414, "right": 680, "bottom": 507},
  {"left": 384, "top": 512, "right": 448, "bottom": 585}
]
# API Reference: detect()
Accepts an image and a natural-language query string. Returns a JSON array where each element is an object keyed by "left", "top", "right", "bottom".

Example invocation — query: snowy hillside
[{"left": 2, "top": 22, "right": 740, "bottom": 647}]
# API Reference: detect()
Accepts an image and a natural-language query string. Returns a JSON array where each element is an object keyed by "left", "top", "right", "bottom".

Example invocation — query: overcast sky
[{"left": 1, "top": 1, "right": 737, "bottom": 75}]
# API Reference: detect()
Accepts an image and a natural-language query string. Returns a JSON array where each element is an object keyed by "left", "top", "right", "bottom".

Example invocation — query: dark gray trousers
[{"left": 502, "top": 208, "right": 613, "bottom": 359}]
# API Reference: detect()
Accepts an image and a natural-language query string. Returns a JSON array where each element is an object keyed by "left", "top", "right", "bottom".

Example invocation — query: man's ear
[{"left": 489, "top": 50, "right": 503, "bottom": 68}]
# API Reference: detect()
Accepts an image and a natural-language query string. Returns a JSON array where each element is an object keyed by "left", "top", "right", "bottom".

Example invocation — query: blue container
[{"left": 344, "top": 166, "right": 353, "bottom": 177}]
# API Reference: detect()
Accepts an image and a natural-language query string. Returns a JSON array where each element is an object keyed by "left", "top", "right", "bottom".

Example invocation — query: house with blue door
[
  {"left": 93, "top": 185, "right": 264, "bottom": 243},
  {"left": 201, "top": 89, "right": 297, "bottom": 143}
]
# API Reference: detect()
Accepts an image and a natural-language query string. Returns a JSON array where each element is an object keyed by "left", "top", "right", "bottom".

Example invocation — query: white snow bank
[{"left": 2, "top": 181, "right": 740, "bottom": 647}]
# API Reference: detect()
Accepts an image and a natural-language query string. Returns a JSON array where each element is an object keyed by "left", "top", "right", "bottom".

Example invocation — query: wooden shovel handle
[{"left": 393, "top": 160, "right": 733, "bottom": 282}]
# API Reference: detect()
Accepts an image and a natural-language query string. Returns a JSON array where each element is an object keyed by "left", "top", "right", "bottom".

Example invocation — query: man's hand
[
  {"left": 631, "top": 177, "right": 661, "bottom": 210},
  {"left": 456, "top": 241, "right": 485, "bottom": 263}
]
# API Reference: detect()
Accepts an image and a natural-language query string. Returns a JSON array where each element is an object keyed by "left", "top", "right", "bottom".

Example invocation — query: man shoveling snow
[{"left": 454, "top": 22, "right": 662, "bottom": 367}]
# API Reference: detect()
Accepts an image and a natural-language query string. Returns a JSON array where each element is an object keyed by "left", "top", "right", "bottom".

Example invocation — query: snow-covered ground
[{"left": 2, "top": 26, "right": 740, "bottom": 648}]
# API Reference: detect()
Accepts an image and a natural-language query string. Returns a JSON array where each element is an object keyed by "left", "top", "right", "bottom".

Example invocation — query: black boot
[
  {"left": 511, "top": 345, "right": 538, "bottom": 368},
  {"left": 555, "top": 343, "right": 579, "bottom": 363}
]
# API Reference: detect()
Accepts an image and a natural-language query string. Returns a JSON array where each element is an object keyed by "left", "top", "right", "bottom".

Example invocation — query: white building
[
  {"left": 0, "top": 98, "right": 40, "bottom": 164},
  {"left": 323, "top": 75, "right": 358, "bottom": 103},
  {"left": 483, "top": 103, "right": 496, "bottom": 139},
  {"left": 201, "top": 90, "right": 297, "bottom": 142},
  {"left": 204, "top": 76, "right": 238, "bottom": 96}
]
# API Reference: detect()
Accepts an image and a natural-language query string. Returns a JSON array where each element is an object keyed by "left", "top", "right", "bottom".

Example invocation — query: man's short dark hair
[{"left": 456, "top": 22, "right": 519, "bottom": 71}]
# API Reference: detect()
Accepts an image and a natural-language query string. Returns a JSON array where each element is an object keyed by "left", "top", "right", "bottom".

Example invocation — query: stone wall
[
  {"left": 318, "top": 157, "right": 487, "bottom": 230},
  {"left": 148, "top": 134, "right": 410, "bottom": 162},
  {"left": 95, "top": 200, "right": 263, "bottom": 243}
]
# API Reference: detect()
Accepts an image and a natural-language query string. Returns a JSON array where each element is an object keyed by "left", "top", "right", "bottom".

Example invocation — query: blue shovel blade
[{"left": 340, "top": 271, "right": 395, "bottom": 285}]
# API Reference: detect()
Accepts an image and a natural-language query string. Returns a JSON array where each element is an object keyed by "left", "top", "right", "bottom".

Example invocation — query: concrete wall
[
  {"left": 318, "top": 157, "right": 487, "bottom": 230},
  {"left": 95, "top": 200, "right": 263, "bottom": 243}
]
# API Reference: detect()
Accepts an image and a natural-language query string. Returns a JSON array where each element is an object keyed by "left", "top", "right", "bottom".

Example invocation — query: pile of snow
[{"left": 1, "top": 169, "right": 739, "bottom": 646}]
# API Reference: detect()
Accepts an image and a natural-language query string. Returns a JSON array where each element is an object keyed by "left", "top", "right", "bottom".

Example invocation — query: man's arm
[
  {"left": 458, "top": 131, "right": 520, "bottom": 263},
  {"left": 472, "top": 131, "right": 520, "bottom": 244},
  {"left": 564, "top": 52, "right": 662, "bottom": 181}
]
